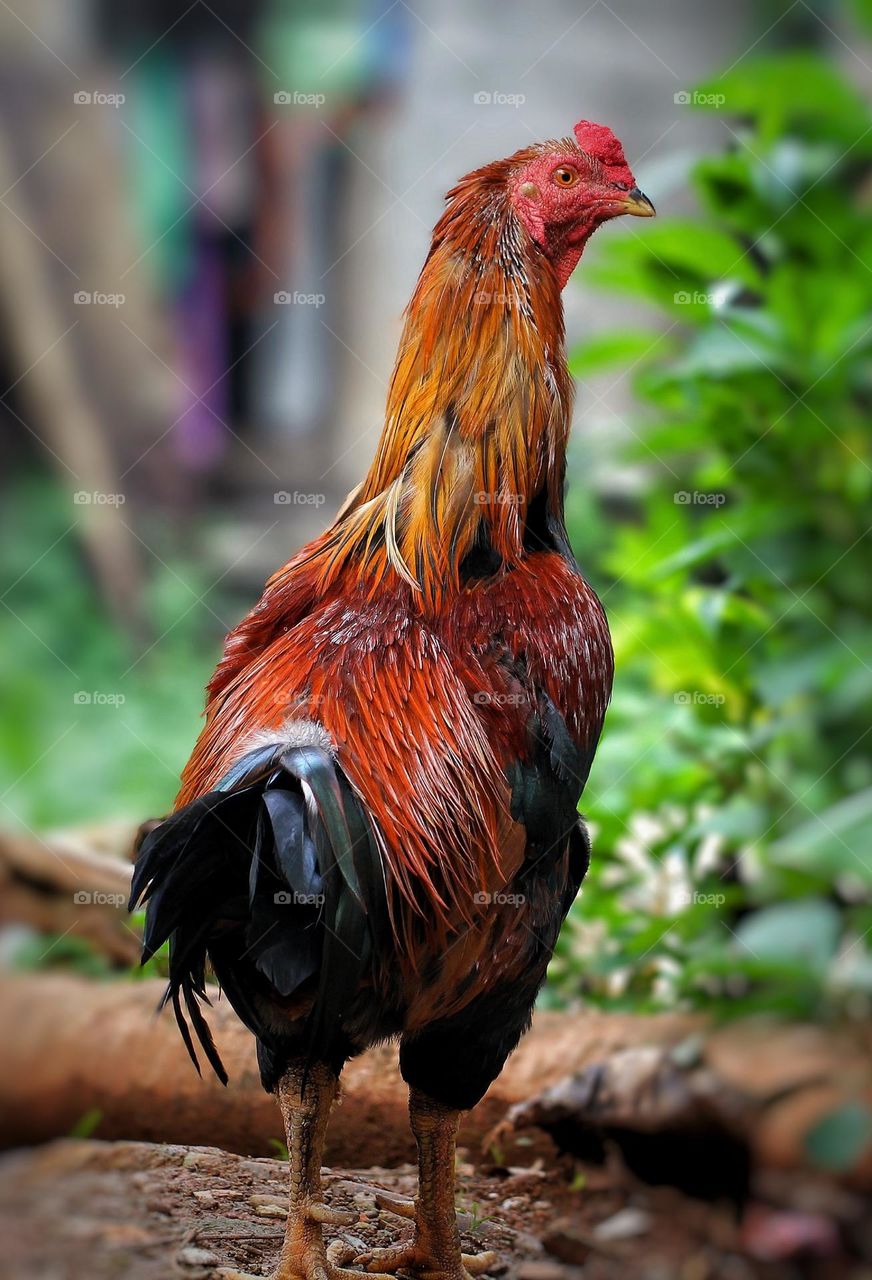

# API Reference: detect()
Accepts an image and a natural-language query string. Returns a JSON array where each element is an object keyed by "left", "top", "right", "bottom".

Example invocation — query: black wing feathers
[{"left": 129, "top": 739, "right": 387, "bottom": 1084}]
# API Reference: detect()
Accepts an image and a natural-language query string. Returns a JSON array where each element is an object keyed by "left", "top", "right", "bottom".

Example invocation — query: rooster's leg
[
  {"left": 362, "top": 1089, "right": 498, "bottom": 1280},
  {"left": 218, "top": 1059, "right": 361, "bottom": 1280}
]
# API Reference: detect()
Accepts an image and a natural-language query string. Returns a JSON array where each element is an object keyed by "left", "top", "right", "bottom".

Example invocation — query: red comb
[{"left": 573, "top": 119, "right": 633, "bottom": 182}]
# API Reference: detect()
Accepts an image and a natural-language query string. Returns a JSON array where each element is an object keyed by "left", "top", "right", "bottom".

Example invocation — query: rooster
[{"left": 131, "top": 118, "right": 653, "bottom": 1280}]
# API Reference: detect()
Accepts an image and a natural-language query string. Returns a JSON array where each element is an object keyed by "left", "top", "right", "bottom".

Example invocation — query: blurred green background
[{"left": 1, "top": 0, "right": 870, "bottom": 1023}]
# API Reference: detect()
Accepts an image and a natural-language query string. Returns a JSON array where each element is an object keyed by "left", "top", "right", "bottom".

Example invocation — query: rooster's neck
[{"left": 309, "top": 186, "right": 576, "bottom": 611}]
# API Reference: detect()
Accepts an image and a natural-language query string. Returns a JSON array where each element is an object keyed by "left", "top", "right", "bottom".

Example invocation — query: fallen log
[
  {"left": 1, "top": 973, "right": 871, "bottom": 1192},
  {"left": 1, "top": 972, "right": 696, "bottom": 1166},
  {"left": 0, "top": 821, "right": 139, "bottom": 965}
]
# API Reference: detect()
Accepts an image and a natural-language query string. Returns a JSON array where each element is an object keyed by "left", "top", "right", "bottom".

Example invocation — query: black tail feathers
[{"left": 129, "top": 730, "right": 388, "bottom": 1084}]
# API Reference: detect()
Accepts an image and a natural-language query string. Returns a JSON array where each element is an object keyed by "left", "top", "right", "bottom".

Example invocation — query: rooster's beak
[{"left": 621, "top": 187, "right": 656, "bottom": 217}]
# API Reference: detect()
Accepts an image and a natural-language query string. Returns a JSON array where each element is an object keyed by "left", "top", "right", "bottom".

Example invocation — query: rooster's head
[{"left": 508, "top": 118, "right": 654, "bottom": 287}]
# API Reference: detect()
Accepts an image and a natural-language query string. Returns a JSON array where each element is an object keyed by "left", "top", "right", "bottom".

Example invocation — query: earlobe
[
  {"left": 516, "top": 193, "right": 546, "bottom": 248},
  {"left": 512, "top": 179, "right": 546, "bottom": 249}
]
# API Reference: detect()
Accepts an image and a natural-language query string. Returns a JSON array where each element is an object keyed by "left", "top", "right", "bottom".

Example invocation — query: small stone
[
  {"left": 182, "top": 1151, "right": 224, "bottom": 1172},
  {"left": 178, "top": 1246, "right": 220, "bottom": 1267},
  {"left": 592, "top": 1207, "right": 651, "bottom": 1242},
  {"left": 501, "top": 1197, "right": 527, "bottom": 1212},
  {"left": 516, "top": 1262, "right": 566, "bottom": 1280},
  {"left": 542, "top": 1218, "right": 591, "bottom": 1266}
]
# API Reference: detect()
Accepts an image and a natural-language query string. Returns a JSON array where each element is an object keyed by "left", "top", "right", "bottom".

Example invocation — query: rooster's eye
[{"left": 553, "top": 166, "right": 580, "bottom": 188}]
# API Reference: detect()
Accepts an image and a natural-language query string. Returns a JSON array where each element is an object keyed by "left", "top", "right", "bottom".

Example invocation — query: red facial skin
[{"left": 510, "top": 119, "right": 643, "bottom": 287}]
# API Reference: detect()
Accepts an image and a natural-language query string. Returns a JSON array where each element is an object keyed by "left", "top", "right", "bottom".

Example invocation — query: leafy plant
[
  {"left": 557, "top": 40, "right": 872, "bottom": 1019},
  {"left": 0, "top": 479, "right": 221, "bottom": 828}
]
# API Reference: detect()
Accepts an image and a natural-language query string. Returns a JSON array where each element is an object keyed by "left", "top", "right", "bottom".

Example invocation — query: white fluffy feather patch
[{"left": 240, "top": 717, "right": 336, "bottom": 758}]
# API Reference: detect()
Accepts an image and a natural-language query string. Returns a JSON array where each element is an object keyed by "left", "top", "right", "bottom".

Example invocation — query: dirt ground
[{"left": 2, "top": 1137, "right": 870, "bottom": 1280}]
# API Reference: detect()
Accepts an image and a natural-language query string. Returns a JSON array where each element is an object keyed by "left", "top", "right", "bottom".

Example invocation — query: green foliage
[
  {"left": 10, "top": 931, "right": 116, "bottom": 978},
  {"left": 558, "top": 41, "right": 872, "bottom": 1020},
  {"left": 0, "top": 479, "right": 219, "bottom": 830},
  {"left": 68, "top": 1107, "right": 103, "bottom": 1140}
]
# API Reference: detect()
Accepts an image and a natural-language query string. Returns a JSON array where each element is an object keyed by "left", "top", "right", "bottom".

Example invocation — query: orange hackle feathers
[{"left": 279, "top": 144, "right": 574, "bottom": 615}]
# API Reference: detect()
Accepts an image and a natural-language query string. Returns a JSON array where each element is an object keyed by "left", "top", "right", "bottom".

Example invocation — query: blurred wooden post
[{"left": 0, "top": 126, "right": 146, "bottom": 639}]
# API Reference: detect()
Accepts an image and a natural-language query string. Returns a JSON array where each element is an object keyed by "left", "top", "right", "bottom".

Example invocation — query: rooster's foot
[
  {"left": 358, "top": 1243, "right": 499, "bottom": 1280},
  {"left": 217, "top": 1237, "right": 367, "bottom": 1280}
]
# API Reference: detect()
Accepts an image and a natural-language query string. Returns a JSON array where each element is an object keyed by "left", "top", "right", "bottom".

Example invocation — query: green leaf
[
  {"left": 68, "top": 1107, "right": 103, "bottom": 1139},
  {"left": 769, "top": 790, "right": 872, "bottom": 884},
  {"left": 733, "top": 899, "right": 841, "bottom": 969},
  {"left": 696, "top": 54, "right": 872, "bottom": 144}
]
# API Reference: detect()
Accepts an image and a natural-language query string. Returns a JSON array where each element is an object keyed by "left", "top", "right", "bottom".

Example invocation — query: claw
[
  {"left": 373, "top": 1191, "right": 416, "bottom": 1220},
  {"left": 460, "top": 1252, "right": 499, "bottom": 1275},
  {"left": 308, "top": 1203, "right": 357, "bottom": 1226},
  {"left": 359, "top": 1243, "right": 498, "bottom": 1280}
]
